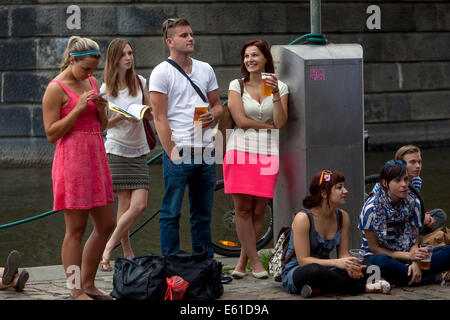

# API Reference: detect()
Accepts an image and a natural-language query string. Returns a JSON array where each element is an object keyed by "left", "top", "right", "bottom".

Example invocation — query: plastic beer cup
[
  {"left": 418, "top": 244, "right": 433, "bottom": 270},
  {"left": 349, "top": 249, "right": 365, "bottom": 277},
  {"left": 193, "top": 104, "right": 209, "bottom": 127},
  {"left": 261, "top": 73, "right": 275, "bottom": 96}
]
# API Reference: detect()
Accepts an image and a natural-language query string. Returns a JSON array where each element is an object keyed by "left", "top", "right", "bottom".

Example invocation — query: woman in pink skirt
[
  {"left": 42, "top": 36, "right": 115, "bottom": 300},
  {"left": 223, "top": 40, "right": 289, "bottom": 279}
]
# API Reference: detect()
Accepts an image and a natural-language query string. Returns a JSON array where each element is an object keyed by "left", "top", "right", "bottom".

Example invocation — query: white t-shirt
[
  {"left": 149, "top": 58, "right": 219, "bottom": 148},
  {"left": 101, "top": 75, "right": 150, "bottom": 157},
  {"left": 226, "top": 79, "right": 289, "bottom": 155}
]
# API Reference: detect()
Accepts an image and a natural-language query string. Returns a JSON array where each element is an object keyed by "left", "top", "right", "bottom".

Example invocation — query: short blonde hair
[
  {"left": 394, "top": 145, "right": 421, "bottom": 160},
  {"left": 59, "top": 36, "right": 101, "bottom": 71}
]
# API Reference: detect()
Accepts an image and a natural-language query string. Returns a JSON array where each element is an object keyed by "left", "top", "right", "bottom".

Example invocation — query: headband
[
  {"left": 70, "top": 49, "right": 101, "bottom": 57},
  {"left": 319, "top": 170, "right": 333, "bottom": 185}
]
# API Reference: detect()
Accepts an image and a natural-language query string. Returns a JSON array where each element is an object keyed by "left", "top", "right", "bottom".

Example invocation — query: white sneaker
[{"left": 366, "top": 280, "right": 391, "bottom": 294}]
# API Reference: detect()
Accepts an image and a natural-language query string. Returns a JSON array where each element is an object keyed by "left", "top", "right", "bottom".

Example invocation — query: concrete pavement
[{"left": 0, "top": 255, "right": 449, "bottom": 301}]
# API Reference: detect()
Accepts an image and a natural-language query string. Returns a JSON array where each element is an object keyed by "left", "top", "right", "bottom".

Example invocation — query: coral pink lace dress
[{"left": 50, "top": 77, "right": 114, "bottom": 211}]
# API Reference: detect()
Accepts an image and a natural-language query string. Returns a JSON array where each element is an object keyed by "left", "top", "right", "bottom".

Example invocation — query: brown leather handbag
[{"left": 423, "top": 226, "right": 450, "bottom": 247}]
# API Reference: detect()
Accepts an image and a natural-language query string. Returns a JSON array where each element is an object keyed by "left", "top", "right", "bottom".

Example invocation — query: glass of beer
[
  {"left": 349, "top": 249, "right": 365, "bottom": 277},
  {"left": 417, "top": 244, "right": 433, "bottom": 270},
  {"left": 261, "top": 73, "right": 275, "bottom": 96},
  {"left": 194, "top": 104, "right": 209, "bottom": 127}
]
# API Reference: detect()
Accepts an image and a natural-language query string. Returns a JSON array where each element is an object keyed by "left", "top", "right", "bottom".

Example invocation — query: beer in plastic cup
[
  {"left": 418, "top": 244, "right": 433, "bottom": 270},
  {"left": 193, "top": 104, "right": 209, "bottom": 127},
  {"left": 261, "top": 73, "right": 275, "bottom": 96},
  {"left": 349, "top": 249, "right": 365, "bottom": 277}
]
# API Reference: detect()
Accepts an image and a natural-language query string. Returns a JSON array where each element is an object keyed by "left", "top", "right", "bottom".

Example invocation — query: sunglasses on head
[
  {"left": 163, "top": 18, "right": 177, "bottom": 39},
  {"left": 319, "top": 170, "right": 333, "bottom": 185},
  {"left": 384, "top": 159, "right": 407, "bottom": 169}
]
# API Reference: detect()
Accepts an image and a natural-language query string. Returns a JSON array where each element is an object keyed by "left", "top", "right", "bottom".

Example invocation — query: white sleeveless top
[{"left": 226, "top": 79, "right": 288, "bottom": 156}]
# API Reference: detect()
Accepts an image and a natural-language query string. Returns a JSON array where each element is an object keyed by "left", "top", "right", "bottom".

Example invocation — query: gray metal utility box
[{"left": 272, "top": 44, "right": 364, "bottom": 249}]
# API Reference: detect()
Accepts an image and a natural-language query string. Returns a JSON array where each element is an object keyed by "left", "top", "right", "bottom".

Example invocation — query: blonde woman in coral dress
[{"left": 42, "top": 36, "right": 115, "bottom": 300}]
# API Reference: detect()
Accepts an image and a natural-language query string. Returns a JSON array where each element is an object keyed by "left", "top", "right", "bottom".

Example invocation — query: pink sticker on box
[{"left": 310, "top": 69, "right": 325, "bottom": 81}]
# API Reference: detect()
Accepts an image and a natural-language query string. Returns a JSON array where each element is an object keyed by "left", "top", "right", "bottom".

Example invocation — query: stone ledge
[
  {"left": 364, "top": 91, "right": 450, "bottom": 123},
  {"left": 365, "top": 119, "right": 450, "bottom": 150},
  {"left": 364, "top": 62, "right": 450, "bottom": 93}
]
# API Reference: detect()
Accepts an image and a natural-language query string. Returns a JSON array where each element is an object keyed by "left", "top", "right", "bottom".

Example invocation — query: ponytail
[{"left": 59, "top": 36, "right": 101, "bottom": 71}]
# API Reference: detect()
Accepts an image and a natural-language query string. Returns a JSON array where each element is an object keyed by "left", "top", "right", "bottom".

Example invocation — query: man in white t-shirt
[{"left": 149, "top": 18, "right": 224, "bottom": 262}]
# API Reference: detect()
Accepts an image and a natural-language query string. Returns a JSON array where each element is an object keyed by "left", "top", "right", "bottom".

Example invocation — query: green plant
[{"left": 246, "top": 249, "right": 273, "bottom": 272}]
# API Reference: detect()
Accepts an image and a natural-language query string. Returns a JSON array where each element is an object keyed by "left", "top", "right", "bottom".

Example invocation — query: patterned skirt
[{"left": 107, "top": 153, "right": 149, "bottom": 190}]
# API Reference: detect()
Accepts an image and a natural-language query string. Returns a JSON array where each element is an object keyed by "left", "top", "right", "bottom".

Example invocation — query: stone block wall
[{"left": 0, "top": 0, "right": 449, "bottom": 166}]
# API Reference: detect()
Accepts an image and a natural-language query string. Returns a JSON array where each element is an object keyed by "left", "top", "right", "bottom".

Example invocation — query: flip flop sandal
[
  {"left": 85, "top": 292, "right": 114, "bottom": 300},
  {"left": 2, "top": 250, "right": 21, "bottom": 286},
  {"left": 99, "top": 258, "right": 113, "bottom": 272},
  {"left": 14, "top": 270, "right": 29, "bottom": 292}
]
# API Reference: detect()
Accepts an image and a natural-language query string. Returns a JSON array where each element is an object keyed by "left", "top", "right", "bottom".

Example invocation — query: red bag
[
  {"left": 143, "top": 119, "right": 157, "bottom": 150},
  {"left": 164, "top": 276, "right": 190, "bottom": 300},
  {"left": 136, "top": 75, "right": 157, "bottom": 150}
]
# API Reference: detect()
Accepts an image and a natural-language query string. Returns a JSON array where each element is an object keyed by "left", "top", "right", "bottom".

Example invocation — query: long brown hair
[
  {"left": 103, "top": 38, "right": 138, "bottom": 98},
  {"left": 240, "top": 40, "right": 275, "bottom": 82}
]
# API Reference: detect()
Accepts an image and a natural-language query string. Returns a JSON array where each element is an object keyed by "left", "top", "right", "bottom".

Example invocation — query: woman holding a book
[
  {"left": 99, "top": 38, "right": 154, "bottom": 271},
  {"left": 42, "top": 36, "right": 115, "bottom": 300}
]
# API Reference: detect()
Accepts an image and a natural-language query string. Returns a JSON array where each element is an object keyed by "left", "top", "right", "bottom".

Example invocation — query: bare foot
[
  {"left": 71, "top": 289, "right": 94, "bottom": 300},
  {"left": 84, "top": 286, "right": 114, "bottom": 300},
  {"left": 99, "top": 256, "right": 113, "bottom": 272},
  {"left": 75, "top": 293, "right": 94, "bottom": 300}
]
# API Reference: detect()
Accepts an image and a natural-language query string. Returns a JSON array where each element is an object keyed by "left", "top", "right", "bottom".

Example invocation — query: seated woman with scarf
[{"left": 358, "top": 160, "right": 450, "bottom": 287}]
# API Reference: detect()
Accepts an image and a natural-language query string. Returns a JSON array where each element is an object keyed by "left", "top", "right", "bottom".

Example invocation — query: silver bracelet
[{"left": 272, "top": 97, "right": 281, "bottom": 103}]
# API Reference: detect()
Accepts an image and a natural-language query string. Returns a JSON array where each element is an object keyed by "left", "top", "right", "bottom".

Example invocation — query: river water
[{"left": 0, "top": 147, "right": 448, "bottom": 267}]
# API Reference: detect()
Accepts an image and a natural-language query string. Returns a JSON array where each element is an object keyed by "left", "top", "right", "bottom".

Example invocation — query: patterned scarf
[{"left": 372, "top": 187, "right": 419, "bottom": 252}]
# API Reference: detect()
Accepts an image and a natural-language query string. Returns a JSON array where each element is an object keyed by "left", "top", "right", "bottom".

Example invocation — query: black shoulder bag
[{"left": 166, "top": 59, "right": 207, "bottom": 102}]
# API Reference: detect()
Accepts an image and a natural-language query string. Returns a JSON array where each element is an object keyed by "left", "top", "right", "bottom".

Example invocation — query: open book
[{"left": 108, "top": 101, "right": 152, "bottom": 120}]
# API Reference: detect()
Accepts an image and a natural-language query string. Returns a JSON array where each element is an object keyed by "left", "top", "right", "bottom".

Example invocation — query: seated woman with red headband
[{"left": 281, "top": 170, "right": 391, "bottom": 298}]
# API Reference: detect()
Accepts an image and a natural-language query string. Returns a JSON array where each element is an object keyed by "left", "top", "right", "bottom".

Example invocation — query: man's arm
[
  {"left": 150, "top": 91, "right": 179, "bottom": 161},
  {"left": 198, "top": 89, "right": 222, "bottom": 127}
]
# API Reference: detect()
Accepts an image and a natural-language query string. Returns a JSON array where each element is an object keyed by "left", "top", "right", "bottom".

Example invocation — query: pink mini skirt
[{"left": 223, "top": 150, "right": 279, "bottom": 199}]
